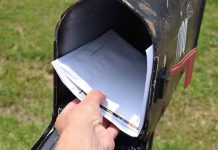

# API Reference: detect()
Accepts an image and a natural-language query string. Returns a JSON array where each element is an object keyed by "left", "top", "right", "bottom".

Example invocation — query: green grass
[
  {"left": 0, "top": 0, "right": 217, "bottom": 149},
  {"left": 0, "top": 0, "right": 73, "bottom": 149}
]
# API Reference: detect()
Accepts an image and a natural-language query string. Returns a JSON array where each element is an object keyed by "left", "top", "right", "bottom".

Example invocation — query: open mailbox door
[{"left": 32, "top": 0, "right": 206, "bottom": 149}]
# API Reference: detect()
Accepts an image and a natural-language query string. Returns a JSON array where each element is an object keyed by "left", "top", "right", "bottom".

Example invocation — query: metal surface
[{"left": 32, "top": 0, "right": 206, "bottom": 149}]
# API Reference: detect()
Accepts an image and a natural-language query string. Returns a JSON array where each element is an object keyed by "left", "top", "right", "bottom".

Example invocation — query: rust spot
[
  {"left": 145, "top": 19, "right": 156, "bottom": 38},
  {"left": 138, "top": 2, "right": 156, "bottom": 16}
]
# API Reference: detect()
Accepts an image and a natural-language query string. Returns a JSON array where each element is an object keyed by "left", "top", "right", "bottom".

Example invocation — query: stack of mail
[{"left": 52, "top": 30, "right": 153, "bottom": 137}]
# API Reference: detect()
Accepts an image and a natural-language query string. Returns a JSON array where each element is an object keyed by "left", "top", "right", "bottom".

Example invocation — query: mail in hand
[{"left": 51, "top": 30, "right": 154, "bottom": 137}]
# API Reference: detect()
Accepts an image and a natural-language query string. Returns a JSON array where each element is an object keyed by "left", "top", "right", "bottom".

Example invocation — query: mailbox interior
[{"left": 55, "top": 0, "right": 152, "bottom": 109}]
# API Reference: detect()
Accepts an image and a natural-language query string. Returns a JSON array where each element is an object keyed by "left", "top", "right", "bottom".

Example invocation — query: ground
[{"left": 0, "top": 0, "right": 217, "bottom": 149}]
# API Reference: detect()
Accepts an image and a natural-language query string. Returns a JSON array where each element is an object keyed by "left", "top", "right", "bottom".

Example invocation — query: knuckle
[{"left": 82, "top": 104, "right": 93, "bottom": 113}]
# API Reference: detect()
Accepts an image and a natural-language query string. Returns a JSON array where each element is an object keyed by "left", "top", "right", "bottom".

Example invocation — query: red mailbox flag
[{"left": 169, "top": 48, "right": 197, "bottom": 88}]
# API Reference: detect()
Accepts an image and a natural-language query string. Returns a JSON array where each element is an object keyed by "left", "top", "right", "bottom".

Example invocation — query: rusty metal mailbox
[{"left": 32, "top": 0, "right": 206, "bottom": 149}]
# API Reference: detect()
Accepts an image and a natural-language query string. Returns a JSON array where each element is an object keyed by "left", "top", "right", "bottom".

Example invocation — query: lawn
[{"left": 0, "top": 0, "right": 217, "bottom": 149}]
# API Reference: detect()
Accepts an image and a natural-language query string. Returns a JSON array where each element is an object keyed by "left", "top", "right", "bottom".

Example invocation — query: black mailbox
[{"left": 32, "top": 0, "right": 206, "bottom": 149}]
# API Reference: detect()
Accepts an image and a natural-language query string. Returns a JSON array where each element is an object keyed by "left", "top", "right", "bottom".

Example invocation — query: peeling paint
[
  {"left": 176, "top": 18, "right": 188, "bottom": 59},
  {"left": 180, "top": 11, "right": 183, "bottom": 17},
  {"left": 121, "top": 0, "right": 134, "bottom": 9},
  {"left": 176, "top": 1, "right": 194, "bottom": 60},
  {"left": 145, "top": 19, "right": 156, "bottom": 38},
  {"left": 187, "top": 1, "right": 194, "bottom": 19},
  {"left": 138, "top": 2, "right": 156, "bottom": 16},
  {"left": 163, "top": 54, "right": 167, "bottom": 67}
]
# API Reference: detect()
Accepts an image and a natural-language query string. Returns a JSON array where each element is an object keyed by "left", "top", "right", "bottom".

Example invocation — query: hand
[{"left": 55, "top": 90, "right": 119, "bottom": 150}]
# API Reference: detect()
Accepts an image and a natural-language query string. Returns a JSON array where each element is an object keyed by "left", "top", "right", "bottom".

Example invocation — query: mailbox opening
[{"left": 55, "top": 0, "right": 152, "bottom": 108}]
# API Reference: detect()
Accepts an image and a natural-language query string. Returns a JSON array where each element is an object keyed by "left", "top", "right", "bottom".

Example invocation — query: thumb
[{"left": 83, "top": 89, "right": 106, "bottom": 106}]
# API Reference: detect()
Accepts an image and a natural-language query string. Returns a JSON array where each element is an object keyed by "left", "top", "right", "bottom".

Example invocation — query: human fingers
[
  {"left": 55, "top": 99, "right": 80, "bottom": 133},
  {"left": 107, "top": 124, "right": 120, "bottom": 140},
  {"left": 83, "top": 89, "right": 106, "bottom": 106},
  {"left": 60, "top": 99, "right": 80, "bottom": 115}
]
